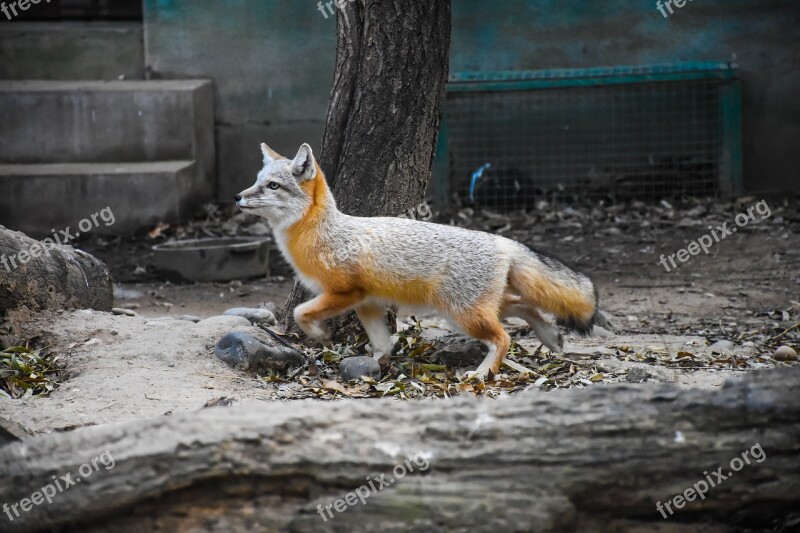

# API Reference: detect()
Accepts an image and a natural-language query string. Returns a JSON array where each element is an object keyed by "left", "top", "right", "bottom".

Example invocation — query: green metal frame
[
  {"left": 447, "top": 62, "right": 739, "bottom": 91},
  {"left": 431, "top": 62, "right": 744, "bottom": 205},
  {"left": 720, "top": 78, "right": 744, "bottom": 195}
]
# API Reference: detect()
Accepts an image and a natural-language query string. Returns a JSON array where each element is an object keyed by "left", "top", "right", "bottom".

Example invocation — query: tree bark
[
  {"left": 1, "top": 369, "right": 798, "bottom": 531},
  {"left": 280, "top": 0, "right": 452, "bottom": 336},
  {"left": 0, "top": 226, "right": 113, "bottom": 321}
]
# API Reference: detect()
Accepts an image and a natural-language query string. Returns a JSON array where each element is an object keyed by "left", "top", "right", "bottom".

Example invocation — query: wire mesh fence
[{"left": 433, "top": 63, "right": 742, "bottom": 210}]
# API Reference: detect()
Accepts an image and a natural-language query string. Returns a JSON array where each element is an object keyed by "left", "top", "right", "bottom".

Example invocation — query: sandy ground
[{"left": 1, "top": 198, "right": 798, "bottom": 435}]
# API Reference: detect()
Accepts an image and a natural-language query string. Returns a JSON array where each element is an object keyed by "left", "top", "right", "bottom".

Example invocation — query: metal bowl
[{"left": 152, "top": 237, "right": 271, "bottom": 282}]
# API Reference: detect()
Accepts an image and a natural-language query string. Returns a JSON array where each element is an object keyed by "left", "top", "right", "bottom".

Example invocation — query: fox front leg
[
  {"left": 355, "top": 303, "right": 394, "bottom": 364},
  {"left": 293, "top": 291, "right": 364, "bottom": 344}
]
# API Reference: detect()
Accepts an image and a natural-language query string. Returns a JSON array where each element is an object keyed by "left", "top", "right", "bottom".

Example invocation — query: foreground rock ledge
[{"left": 1, "top": 369, "right": 798, "bottom": 532}]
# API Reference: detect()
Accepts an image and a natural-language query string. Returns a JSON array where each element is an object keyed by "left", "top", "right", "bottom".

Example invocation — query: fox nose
[{"left": 234, "top": 194, "right": 242, "bottom": 202}]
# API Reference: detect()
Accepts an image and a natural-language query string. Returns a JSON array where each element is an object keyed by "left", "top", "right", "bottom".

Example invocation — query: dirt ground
[{"left": 1, "top": 197, "right": 798, "bottom": 435}]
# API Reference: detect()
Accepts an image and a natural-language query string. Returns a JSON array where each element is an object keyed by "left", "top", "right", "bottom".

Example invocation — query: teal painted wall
[
  {"left": 144, "top": 0, "right": 336, "bottom": 200},
  {"left": 144, "top": 0, "right": 800, "bottom": 198}
]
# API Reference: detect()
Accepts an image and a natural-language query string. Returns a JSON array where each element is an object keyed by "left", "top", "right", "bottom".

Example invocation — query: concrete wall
[
  {"left": 0, "top": 22, "right": 144, "bottom": 80},
  {"left": 143, "top": 0, "right": 799, "bottom": 197},
  {"left": 143, "top": 0, "right": 336, "bottom": 201}
]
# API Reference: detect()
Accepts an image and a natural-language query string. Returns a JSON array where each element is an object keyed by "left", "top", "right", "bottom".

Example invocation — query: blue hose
[{"left": 468, "top": 163, "right": 492, "bottom": 203}]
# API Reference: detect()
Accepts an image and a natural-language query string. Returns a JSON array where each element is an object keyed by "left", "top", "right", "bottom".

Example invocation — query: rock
[
  {"left": 627, "top": 367, "right": 650, "bottom": 383},
  {"left": 430, "top": 336, "right": 488, "bottom": 368},
  {"left": 112, "top": 287, "right": 143, "bottom": 299},
  {"left": 708, "top": 340, "right": 736, "bottom": 354},
  {"left": 419, "top": 327, "right": 450, "bottom": 341},
  {"left": 145, "top": 318, "right": 188, "bottom": 327},
  {"left": 111, "top": 308, "right": 137, "bottom": 317},
  {"left": 593, "top": 347, "right": 618, "bottom": 357},
  {"left": 214, "top": 333, "right": 261, "bottom": 367},
  {"left": 214, "top": 332, "right": 304, "bottom": 374},
  {"left": 176, "top": 315, "right": 202, "bottom": 323},
  {"left": 259, "top": 301, "right": 281, "bottom": 317},
  {"left": 223, "top": 307, "right": 276, "bottom": 326},
  {"left": 196, "top": 315, "right": 251, "bottom": 328},
  {"left": 677, "top": 218, "right": 701, "bottom": 228},
  {"left": 603, "top": 360, "right": 677, "bottom": 383},
  {"left": 685, "top": 205, "right": 707, "bottom": 218},
  {"left": 773, "top": 346, "right": 798, "bottom": 362},
  {"left": 339, "top": 356, "right": 382, "bottom": 381}
]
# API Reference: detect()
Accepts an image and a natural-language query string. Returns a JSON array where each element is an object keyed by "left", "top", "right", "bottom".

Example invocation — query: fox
[{"left": 235, "top": 143, "right": 599, "bottom": 378}]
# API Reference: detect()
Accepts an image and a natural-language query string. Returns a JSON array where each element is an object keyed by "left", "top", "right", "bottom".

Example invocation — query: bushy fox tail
[{"left": 508, "top": 245, "right": 598, "bottom": 335}]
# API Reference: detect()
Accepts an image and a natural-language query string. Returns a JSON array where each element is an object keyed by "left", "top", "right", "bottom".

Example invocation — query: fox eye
[{"left": 266, "top": 182, "right": 280, "bottom": 190}]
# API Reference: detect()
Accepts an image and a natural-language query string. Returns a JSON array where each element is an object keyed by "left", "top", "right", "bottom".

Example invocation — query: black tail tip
[
  {"left": 558, "top": 285, "right": 601, "bottom": 336},
  {"left": 557, "top": 315, "right": 595, "bottom": 336}
]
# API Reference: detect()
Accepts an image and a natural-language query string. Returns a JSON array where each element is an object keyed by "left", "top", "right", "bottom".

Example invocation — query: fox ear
[
  {"left": 260, "top": 142, "right": 283, "bottom": 163},
  {"left": 290, "top": 143, "right": 316, "bottom": 181}
]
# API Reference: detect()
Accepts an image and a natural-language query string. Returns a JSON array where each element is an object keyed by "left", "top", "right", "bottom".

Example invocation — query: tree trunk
[
  {"left": 280, "top": 0, "right": 451, "bottom": 336},
  {"left": 1, "top": 369, "right": 798, "bottom": 532},
  {"left": 0, "top": 226, "right": 113, "bottom": 321}
]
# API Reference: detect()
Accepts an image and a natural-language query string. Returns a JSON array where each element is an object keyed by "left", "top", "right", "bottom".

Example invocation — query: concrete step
[
  {"left": 0, "top": 80, "right": 214, "bottom": 170},
  {"left": 0, "top": 22, "right": 144, "bottom": 81},
  {"left": 0, "top": 161, "right": 199, "bottom": 237}
]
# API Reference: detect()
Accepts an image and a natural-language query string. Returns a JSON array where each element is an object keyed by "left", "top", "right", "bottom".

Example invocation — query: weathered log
[
  {"left": 0, "top": 226, "right": 112, "bottom": 320},
  {"left": 0, "top": 369, "right": 798, "bottom": 532}
]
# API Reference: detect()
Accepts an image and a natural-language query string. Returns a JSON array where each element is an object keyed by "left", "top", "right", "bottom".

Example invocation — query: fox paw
[
  {"left": 300, "top": 321, "right": 331, "bottom": 343},
  {"left": 536, "top": 330, "right": 563, "bottom": 354},
  {"left": 462, "top": 364, "right": 496, "bottom": 382},
  {"left": 372, "top": 351, "right": 391, "bottom": 366},
  {"left": 462, "top": 370, "right": 486, "bottom": 382}
]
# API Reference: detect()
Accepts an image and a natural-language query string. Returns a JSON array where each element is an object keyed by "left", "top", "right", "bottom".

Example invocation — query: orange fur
[
  {"left": 285, "top": 165, "right": 357, "bottom": 292},
  {"left": 452, "top": 305, "right": 511, "bottom": 374},
  {"left": 355, "top": 302, "right": 385, "bottom": 321},
  {"left": 510, "top": 267, "right": 594, "bottom": 321},
  {"left": 358, "top": 271, "right": 439, "bottom": 306},
  {"left": 295, "top": 290, "right": 365, "bottom": 326},
  {"left": 285, "top": 164, "right": 444, "bottom": 306}
]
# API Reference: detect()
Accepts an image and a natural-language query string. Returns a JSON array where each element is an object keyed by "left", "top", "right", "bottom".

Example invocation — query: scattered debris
[
  {"left": 0, "top": 345, "right": 63, "bottom": 399},
  {"left": 202, "top": 397, "right": 237, "bottom": 408}
]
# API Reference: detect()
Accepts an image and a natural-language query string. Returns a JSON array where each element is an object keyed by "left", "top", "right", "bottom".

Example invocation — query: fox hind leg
[
  {"left": 294, "top": 291, "right": 364, "bottom": 343},
  {"left": 355, "top": 302, "right": 393, "bottom": 364},
  {"left": 502, "top": 302, "right": 563, "bottom": 354},
  {"left": 454, "top": 308, "right": 511, "bottom": 377}
]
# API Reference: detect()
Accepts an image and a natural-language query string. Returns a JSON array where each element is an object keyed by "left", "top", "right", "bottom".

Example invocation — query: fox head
[{"left": 235, "top": 143, "right": 320, "bottom": 228}]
